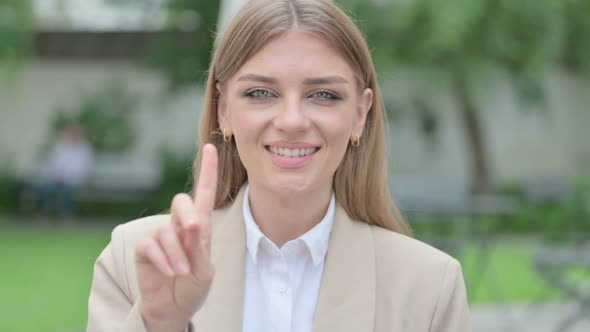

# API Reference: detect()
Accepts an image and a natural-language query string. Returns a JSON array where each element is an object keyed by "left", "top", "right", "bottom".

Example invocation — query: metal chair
[
  {"left": 526, "top": 175, "right": 590, "bottom": 331},
  {"left": 534, "top": 243, "right": 590, "bottom": 331}
]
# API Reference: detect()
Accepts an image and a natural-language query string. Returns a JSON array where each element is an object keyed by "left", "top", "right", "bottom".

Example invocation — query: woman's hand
[{"left": 135, "top": 144, "right": 218, "bottom": 332}]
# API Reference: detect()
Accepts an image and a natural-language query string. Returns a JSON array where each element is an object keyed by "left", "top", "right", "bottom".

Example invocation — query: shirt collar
[{"left": 243, "top": 184, "right": 336, "bottom": 266}]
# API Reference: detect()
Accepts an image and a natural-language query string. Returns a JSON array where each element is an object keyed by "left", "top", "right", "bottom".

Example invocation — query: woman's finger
[
  {"left": 157, "top": 224, "right": 190, "bottom": 275},
  {"left": 183, "top": 222, "right": 214, "bottom": 279},
  {"left": 183, "top": 223, "right": 201, "bottom": 263},
  {"left": 193, "top": 144, "right": 218, "bottom": 249},
  {"left": 171, "top": 193, "right": 198, "bottom": 229},
  {"left": 136, "top": 237, "right": 175, "bottom": 277}
]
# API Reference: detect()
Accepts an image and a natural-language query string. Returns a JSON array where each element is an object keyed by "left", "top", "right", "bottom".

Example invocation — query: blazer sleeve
[
  {"left": 86, "top": 225, "right": 148, "bottom": 332},
  {"left": 429, "top": 258, "right": 472, "bottom": 332}
]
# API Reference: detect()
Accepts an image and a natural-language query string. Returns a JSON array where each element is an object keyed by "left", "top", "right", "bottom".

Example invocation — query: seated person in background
[{"left": 38, "top": 121, "right": 94, "bottom": 219}]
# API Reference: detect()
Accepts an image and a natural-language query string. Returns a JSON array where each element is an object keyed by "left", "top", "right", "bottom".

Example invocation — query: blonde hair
[{"left": 194, "top": 0, "right": 411, "bottom": 236}]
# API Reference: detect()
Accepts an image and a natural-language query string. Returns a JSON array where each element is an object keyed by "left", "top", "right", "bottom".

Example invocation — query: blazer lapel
[
  {"left": 313, "top": 204, "right": 376, "bottom": 332},
  {"left": 192, "top": 188, "right": 247, "bottom": 332},
  {"left": 190, "top": 189, "right": 376, "bottom": 331}
]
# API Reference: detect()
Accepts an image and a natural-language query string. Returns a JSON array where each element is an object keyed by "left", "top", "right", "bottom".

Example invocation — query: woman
[{"left": 87, "top": 0, "right": 471, "bottom": 331}]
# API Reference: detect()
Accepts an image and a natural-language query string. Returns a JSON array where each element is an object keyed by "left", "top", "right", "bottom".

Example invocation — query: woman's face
[{"left": 218, "top": 30, "right": 372, "bottom": 196}]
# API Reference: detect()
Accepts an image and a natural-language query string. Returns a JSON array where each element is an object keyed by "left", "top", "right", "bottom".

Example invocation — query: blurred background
[{"left": 1, "top": 0, "right": 589, "bottom": 331}]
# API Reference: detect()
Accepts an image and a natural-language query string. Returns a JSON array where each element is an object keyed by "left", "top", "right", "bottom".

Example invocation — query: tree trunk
[{"left": 454, "top": 71, "right": 492, "bottom": 194}]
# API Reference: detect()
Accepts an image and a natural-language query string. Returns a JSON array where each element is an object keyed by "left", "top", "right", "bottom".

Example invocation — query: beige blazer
[{"left": 87, "top": 188, "right": 472, "bottom": 332}]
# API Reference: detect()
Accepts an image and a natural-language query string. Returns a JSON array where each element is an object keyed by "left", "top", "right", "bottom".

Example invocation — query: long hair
[{"left": 194, "top": 0, "right": 411, "bottom": 236}]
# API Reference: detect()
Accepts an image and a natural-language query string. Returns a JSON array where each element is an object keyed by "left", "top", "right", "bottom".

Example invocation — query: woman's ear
[
  {"left": 216, "top": 82, "right": 229, "bottom": 130},
  {"left": 353, "top": 88, "right": 373, "bottom": 137}
]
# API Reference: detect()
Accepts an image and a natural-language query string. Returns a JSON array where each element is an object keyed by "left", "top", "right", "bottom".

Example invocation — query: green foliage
[
  {"left": 411, "top": 185, "right": 590, "bottom": 239},
  {"left": 0, "top": 173, "right": 16, "bottom": 216},
  {"left": 144, "top": 0, "right": 221, "bottom": 88},
  {"left": 0, "top": 0, "right": 33, "bottom": 59},
  {"left": 341, "top": 0, "right": 590, "bottom": 103},
  {"left": 561, "top": 0, "right": 590, "bottom": 74},
  {"left": 345, "top": 0, "right": 570, "bottom": 72},
  {"left": 147, "top": 147, "right": 194, "bottom": 213},
  {"left": 0, "top": 0, "right": 34, "bottom": 80},
  {"left": 47, "top": 82, "right": 139, "bottom": 153}
]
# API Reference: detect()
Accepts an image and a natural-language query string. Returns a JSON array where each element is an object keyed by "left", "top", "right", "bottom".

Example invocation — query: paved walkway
[{"left": 472, "top": 303, "right": 590, "bottom": 332}]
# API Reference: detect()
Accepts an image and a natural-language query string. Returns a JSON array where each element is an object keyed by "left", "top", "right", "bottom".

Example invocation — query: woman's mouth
[
  {"left": 264, "top": 145, "right": 321, "bottom": 168},
  {"left": 267, "top": 146, "right": 319, "bottom": 157}
]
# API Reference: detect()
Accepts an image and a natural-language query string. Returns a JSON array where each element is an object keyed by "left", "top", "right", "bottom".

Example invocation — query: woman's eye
[
  {"left": 309, "top": 90, "right": 340, "bottom": 100},
  {"left": 244, "top": 89, "right": 275, "bottom": 98}
]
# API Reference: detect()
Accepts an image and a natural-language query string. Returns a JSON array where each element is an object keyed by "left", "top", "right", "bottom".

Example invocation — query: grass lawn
[
  {"left": 0, "top": 226, "right": 578, "bottom": 332},
  {"left": 0, "top": 226, "right": 111, "bottom": 332},
  {"left": 460, "top": 240, "right": 564, "bottom": 303}
]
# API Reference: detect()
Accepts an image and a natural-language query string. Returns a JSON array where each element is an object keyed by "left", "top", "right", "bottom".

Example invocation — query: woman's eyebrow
[
  {"left": 237, "top": 74, "right": 278, "bottom": 84},
  {"left": 303, "top": 76, "right": 349, "bottom": 85},
  {"left": 236, "top": 74, "right": 350, "bottom": 85}
]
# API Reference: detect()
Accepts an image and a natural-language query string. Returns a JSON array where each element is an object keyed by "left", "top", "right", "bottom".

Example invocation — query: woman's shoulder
[
  {"left": 112, "top": 214, "right": 171, "bottom": 245},
  {"left": 368, "top": 224, "right": 460, "bottom": 275}
]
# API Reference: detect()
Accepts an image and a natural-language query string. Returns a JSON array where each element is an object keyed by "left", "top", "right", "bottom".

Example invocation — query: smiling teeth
[{"left": 270, "top": 146, "right": 317, "bottom": 157}]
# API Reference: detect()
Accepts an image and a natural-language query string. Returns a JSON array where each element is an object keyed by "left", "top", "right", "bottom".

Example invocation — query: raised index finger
[{"left": 193, "top": 143, "right": 218, "bottom": 227}]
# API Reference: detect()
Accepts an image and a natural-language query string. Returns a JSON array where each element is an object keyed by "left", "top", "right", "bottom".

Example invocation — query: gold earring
[
  {"left": 222, "top": 128, "right": 232, "bottom": 142},
  {"left": 351, "top": 135, "right": 360, "bottom": 147}
]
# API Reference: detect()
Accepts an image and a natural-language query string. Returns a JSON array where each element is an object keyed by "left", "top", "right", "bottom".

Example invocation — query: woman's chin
[
  {"left": 272, "top": 181, "right": 310, "bottom": 195},
  {"left": 261, "top": 176, "right": 316, "bottom": 195}
]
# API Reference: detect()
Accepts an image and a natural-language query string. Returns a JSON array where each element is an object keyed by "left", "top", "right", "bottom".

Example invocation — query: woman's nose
[{"left": 273, "top": 96, "right": 310, "bottom": 133}]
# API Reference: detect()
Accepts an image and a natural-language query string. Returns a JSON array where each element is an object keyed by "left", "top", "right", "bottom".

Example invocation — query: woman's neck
[{"left": 247, "top": 183, "right": 333, "bottom": 248}]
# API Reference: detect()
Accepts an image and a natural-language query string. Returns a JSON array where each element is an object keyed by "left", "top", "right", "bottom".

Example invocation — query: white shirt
[{"left": 241, "top": 185, "right": 335, "bottom": 332}]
